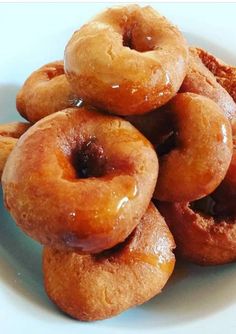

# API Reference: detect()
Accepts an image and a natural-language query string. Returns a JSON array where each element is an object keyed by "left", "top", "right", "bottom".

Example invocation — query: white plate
[{"left": 1, "top": 3, "right": 236, "bottom": 334}]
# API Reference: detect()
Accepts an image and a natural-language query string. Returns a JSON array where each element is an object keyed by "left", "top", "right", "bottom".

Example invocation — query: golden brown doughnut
[
  {"left": 0, "top": 122, "right": 30, "bottom": 180},
  {"left": 157, "top": 199, "right": 236, "bottom": 266},
  {"left": 2, "top": 107, "right": 158, "bottom": 253},
  {"left": 65, "top": 5, "right": 188, "bottom": 115},
  {"left": 196, "top": 47, "right": 236, "bottom": 103},
  {"left": 16, "top": 61, "right": 78, "bottom": 123},
  {"left": 180, "top": 47, "right": 236, "bottom": 120},
  {"left": 43, "top": 203, "right": 175, "bottom": 321},
  {"left": 153, "top": 93, "right": 232, "bottom": 202}
]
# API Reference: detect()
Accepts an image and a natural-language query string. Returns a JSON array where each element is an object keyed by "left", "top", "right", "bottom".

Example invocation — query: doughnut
[
  {"left": 196, "top": 47, "right": 236, "bottom": 103},
  {"left": 65, "top": 5, "right": 188, "bottom": 116},
  {"left": 2, "top": 107, "right": 158, "bottom": 253},
  {"left": 16, "top": 61, "right": 78, "bottom": 123},
  {"left": 43, "top": 203, "right": 175, "bottom": 321},
  {"left": 157, "top": 199, "right": 236, "bottom": 266},
  {"left": 180, "top": 48, "right": 236, "bottom": 120},
  {"left": 153, "top": 93, "right": 233, "bottom": 202},
  {"left": 0, "top": 122, "right": 30, "bottom": 180}
]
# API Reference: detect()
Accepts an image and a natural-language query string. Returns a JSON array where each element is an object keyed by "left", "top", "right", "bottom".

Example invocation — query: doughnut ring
[
  {"left": 180, "top": 48, "right": 236, "bottom": 120},
  {"left": 2, "top": 107, "right": 158, "bottom": 253},
  {"left": 153, "top": 93, "right": 232, "bottom": 202},
  {"left": 0, "top": 122, "right": 30, "bottom": 179},
  {"left": 157, "top": 199, "right": 236, "bottom": 266},
  {"left": 16, "top": 61, "right": 78, "bottom": 123},
  {"left": 43, "top": 203, "right": 175, "bottom": 321},
  {"left": 196, "top": 47, "right": 236, "bottom": 103},
  {"left": 65, "top": 5, "right": 188, "bottom": 116}
]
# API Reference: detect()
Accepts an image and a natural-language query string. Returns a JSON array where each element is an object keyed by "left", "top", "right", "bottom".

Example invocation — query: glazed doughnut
[
  {"left": 65, "top": 5, "right": 188, "bottom": 116},
  {"left": 180, "top": 48, "right": 236, "bottom": 120},
  {"left": 196, "top": 47, "right": 236, "bottom": 103},
  {"left": 0, "top": 122, "right": 30, "bottom": 180},
  {"left": 16, "top": 61, "right": 78, "bottom": 123},
  {"left": 43, "top": 203, "right": 175, "bottom": 321},
  {"left": 153, "top": 93, "right": 232, "bottom": 202},
  {"left": 157, "top": 199, "right": 236, "bottom": 266},
  {"left": 2, "top": 107, "right": 158, "bottom": 253}
]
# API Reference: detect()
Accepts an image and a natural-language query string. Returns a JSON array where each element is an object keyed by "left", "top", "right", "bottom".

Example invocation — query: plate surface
[{"left": 0, "top": 3, "right": 236, "bottom": 334}]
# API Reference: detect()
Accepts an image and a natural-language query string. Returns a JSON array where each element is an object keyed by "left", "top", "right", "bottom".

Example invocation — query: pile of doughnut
[{"left": 1, "top": 5, "right": 236, "bottom": 321}]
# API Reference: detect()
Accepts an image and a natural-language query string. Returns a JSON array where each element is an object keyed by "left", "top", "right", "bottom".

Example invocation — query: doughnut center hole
[
  {"left": 190, "top": 196, "right": 217, "bottom": 217},
  {"left": 156, "top": 131, "right": 177, "bottom": 157},
  {"left": 123, "top": 28, "right": 135, "bottom": 49},
  {"left": 122, "top": 24, "right": 155, "bottom": 52},
  {"left": 72, "top": 139, "right": 107, "bottom": 179},
  {"left": 190, "top": 195, "right": 235, "bottom": 222}
]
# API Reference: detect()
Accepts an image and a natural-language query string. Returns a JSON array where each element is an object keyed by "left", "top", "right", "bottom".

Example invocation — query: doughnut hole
[{"left": 71, "top": 139, "right": 107, "bottom": 179}]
